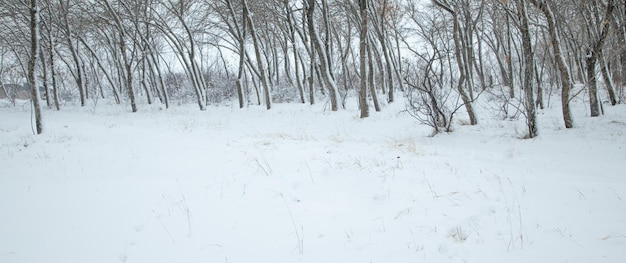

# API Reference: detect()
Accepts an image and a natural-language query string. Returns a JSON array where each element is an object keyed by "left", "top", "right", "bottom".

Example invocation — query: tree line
[{"left": 0, "top": 0, "right": 624, "bottom": 137}]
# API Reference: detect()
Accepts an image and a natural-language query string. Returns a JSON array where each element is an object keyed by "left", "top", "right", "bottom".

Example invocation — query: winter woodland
[{"left": 1, "top": 0, "right": 625, "bottom": 262}]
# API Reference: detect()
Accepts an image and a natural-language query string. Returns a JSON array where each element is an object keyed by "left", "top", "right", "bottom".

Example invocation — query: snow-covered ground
[{"left": 1, "top": 96, "right": 625, "bottom": 263}]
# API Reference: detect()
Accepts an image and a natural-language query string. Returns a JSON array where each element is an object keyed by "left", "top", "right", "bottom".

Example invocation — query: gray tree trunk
[
  {"left": 359, "top": 0, "right": 369, "bottom": 118},
  {"left": 306, "top": 0, "right": 339, "bottom": 111},
  {"left": 585, "top": 0, "right": 616, "bottom": 117},
  {"left": 530, "top": 0, "right": 574, "bottom": 128},
  {"left": 432, "top": 0, "right": 478, "bottom": 125},
  {"left": 243, "top": 0, "right": 271, "bottom": 110},
  {"left": 517, "top": 0, "right": 538, "bottom": 138},
  {"left": 29, "top": 0, "right": 43, "bottom": 134}
]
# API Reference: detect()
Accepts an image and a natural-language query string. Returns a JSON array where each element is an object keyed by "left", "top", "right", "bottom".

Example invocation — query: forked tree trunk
[
  {"left": 432, "top": 0, "right": 478, "bottom": 125},
  {"left": 585, "top": 0, "right": 616, "bottom": 117}
]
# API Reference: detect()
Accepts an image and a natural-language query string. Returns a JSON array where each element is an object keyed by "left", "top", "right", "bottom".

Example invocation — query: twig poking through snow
[
  {"left": 281, "top": 193, "right": 303, "bottom": 254},
  {"left": 176, "top": 178, "right": 192, "bottom": 237}
]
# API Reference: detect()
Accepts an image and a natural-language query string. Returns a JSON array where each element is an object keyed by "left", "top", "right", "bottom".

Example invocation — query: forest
[{"left": 1, "top": 0, "right": 625, "bottom": 136}]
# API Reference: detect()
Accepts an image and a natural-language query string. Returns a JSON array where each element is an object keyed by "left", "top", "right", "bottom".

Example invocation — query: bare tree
[
  {"left": 405, "top": 51, "right": 463, "bottom": 135},
  {"left": 404, "top": 3, "right": 467, "bottom": 135},
  {"left": 432, "top": 0, "right": 478, "bottom": 125}
]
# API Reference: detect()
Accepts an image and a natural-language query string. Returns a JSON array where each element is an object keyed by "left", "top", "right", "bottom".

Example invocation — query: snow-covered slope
[{"left": 1, "top": 97, "right": 625, "bottom": 263}]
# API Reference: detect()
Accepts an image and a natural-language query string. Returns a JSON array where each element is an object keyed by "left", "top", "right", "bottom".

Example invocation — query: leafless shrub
[
  {"left": 485, "top": 85, "right": 524, "bottom": 120},
  {"left": 404, "top": 52, "right": 465, "bottom": 135}
]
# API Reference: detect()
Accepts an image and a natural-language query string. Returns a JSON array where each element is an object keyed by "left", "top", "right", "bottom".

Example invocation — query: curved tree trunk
[
  {"left": 433, "top": 0, "right": 478, "bottom": 125},
  {"left": 306, "top": 0, "right": 339, "bottom": 111}
]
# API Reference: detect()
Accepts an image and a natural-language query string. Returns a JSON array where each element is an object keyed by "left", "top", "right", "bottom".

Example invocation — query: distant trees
[{"left": 1, "top": 0, "right": 625, "bottom": 135}]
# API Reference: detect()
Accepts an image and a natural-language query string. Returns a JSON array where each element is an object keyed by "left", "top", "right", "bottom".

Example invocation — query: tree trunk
[
  {"left": 49, "top": 39, "right": 60, "bottom": 111},
  {"left": 29, "top": 0, "right": 43, "bottom": 134},
  {"left": 306, "top": 0, "right": 339, "bottom": 111},
  {"left": 140, "top": 54, "right": 152, "bottom": 105},
  {"left": 585, "top": 0, "right": 616, "bottom": 117},
  {"left": 59, "top": 0, "right": 85, "bottom": 107},
  {"left": 359, "top": 0, "right": 369, "bottom": 118},
  {"left": 367, "top": 43, "right": 381, "bottom": 112},
  {"left": 284, "top": 0, "right": 305, "bottom": 104},
  {"left": 517, "top": 0, "right": 538, "bottom": 138},
  {"left": 433, "top": 0, "right": 478, "bottom": 125},
  {"left": 243, "top": 0, "right": 271, "bottom": 110},
  {"left": 121, "top": 39, "right": 137, "bottom": 112},
  {"left": 506, "top": 14, "right": 515, "bottom": 98},
  {"left": 309, "top": 32, "right": 316, "bottom": 105},
  {"left": 39, "top": 45, "right": 51, "bottom": 108},
  {"left": 226, "top": 0, "right": 246, "bottom": 108},
  {"left": 599, "top": 51, "right": 617, "bottom": 105},
  {"left": 373, "top": 0, "right": 395, "bottom": 103},
  {"left": 530, "top": 0, "right": 574, "bottom": 128}
]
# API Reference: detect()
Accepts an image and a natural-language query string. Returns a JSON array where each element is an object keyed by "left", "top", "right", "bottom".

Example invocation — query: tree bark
[{"left": 367, "top": 43, "right": 381, "bottom": 112}]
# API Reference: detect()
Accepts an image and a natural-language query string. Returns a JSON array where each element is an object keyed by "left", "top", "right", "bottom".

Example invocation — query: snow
[{"left": 1, "top": 97, "right": 625, "bottom": 263}]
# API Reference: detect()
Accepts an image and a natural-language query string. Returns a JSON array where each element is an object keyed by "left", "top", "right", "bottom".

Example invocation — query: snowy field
[{"left": 1, "top": 97, "right": 625, "bottom": 263}]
